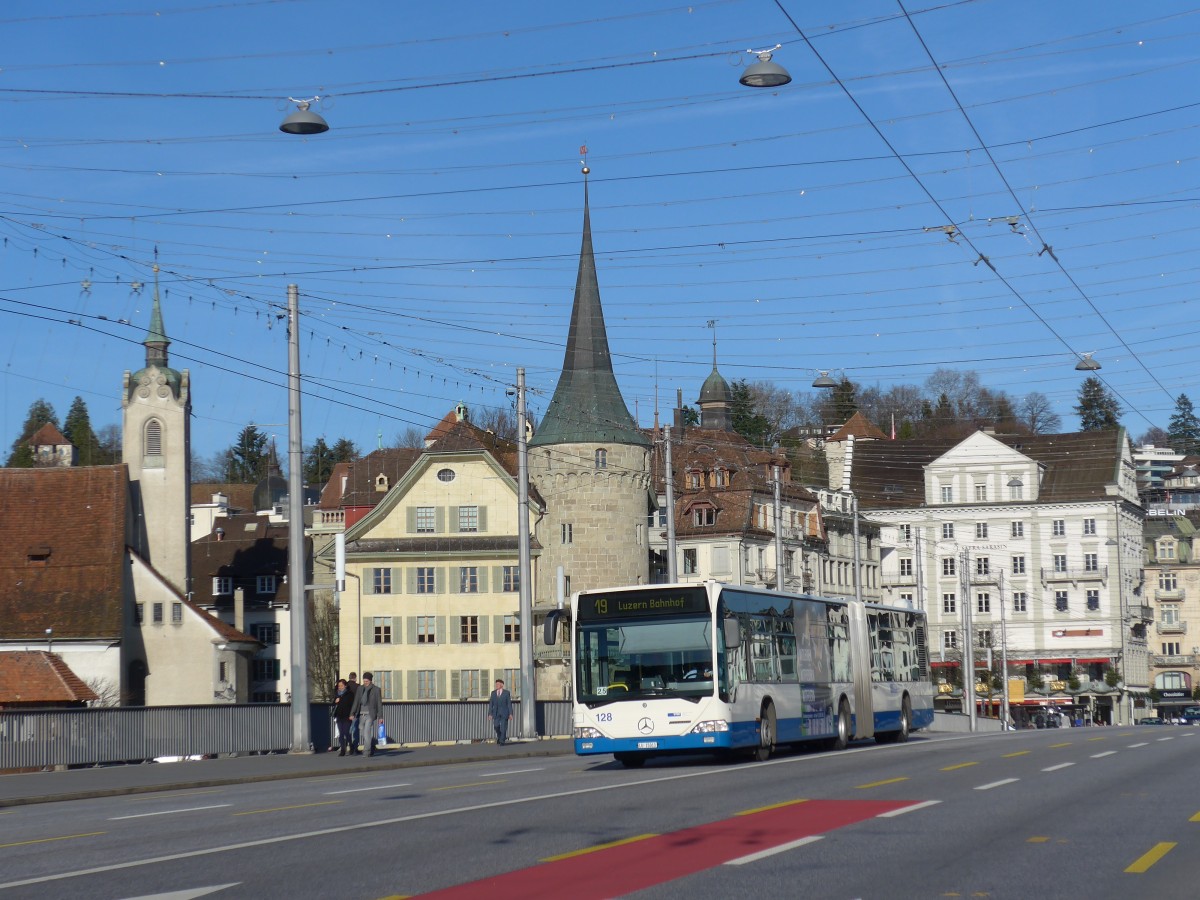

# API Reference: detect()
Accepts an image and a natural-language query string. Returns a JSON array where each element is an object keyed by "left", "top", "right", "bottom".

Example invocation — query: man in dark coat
[
  {"left": 350, "top": 672, "right": 384, "bottom": 757},
  {"left": 488, "top": 679, "right": 514, "bottom": 745}
]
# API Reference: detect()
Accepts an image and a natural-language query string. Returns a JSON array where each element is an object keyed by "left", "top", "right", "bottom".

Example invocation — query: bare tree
[
  {"left": 393, "top": 425, "right": 427, "bottom": 449},
  {"left": 85, "top": 676, "right": 124, "bottom": 707},
  {"left": 308, "top": 596, "right": 340, "bottom": 703},
  {"left": 1019, "top": 392, "right": 1061, "bottom": 434},
  {"left": 1137, "top": 425, "right": 1170, "bottom": 447}
]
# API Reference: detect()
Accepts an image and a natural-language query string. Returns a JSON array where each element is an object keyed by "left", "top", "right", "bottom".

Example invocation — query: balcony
[
  {"left": 1151, "top": 654, "right": 1197, "bottom": 667},
  {"left": 1156, "top": 621, "right": 1187, "bottom": 635},
  {"left": 967, "top": 571, "right": 1001, "bottom": 585},
  {"left": 1040, "top": 566, "right": 1107, "bottom": 585},
  {"left": 1135, "top": 604, "right": 1155, "bottom": 623},
  {"left": 310, "top": 509, "right": 346, "bottom": 532},
  {"left": 1155, "top": 587, "right": 1184, "bottom": 601},
  {"left": 535, "top": 644, "right": 569, "bottom": 662}
]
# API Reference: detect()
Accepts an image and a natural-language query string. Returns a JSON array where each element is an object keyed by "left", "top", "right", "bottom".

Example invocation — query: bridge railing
[{"left": 1, "top": 701, "right": 572, "bottom": 770}]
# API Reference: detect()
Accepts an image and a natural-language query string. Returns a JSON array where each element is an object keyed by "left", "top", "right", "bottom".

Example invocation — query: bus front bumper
[{"left": 574, "top": 731, "right": 735, "bottom": 756}]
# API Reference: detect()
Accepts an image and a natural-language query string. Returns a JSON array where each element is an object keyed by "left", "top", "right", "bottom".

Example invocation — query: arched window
[
  {"left": 144, "top": 419, "right": 163, "bottom": 456},
  {"left": 594, "top": 448, "right": 608, "bottom": 470}
]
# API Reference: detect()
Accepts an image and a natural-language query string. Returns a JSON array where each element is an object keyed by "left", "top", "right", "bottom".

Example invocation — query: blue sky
[{"left": 2, "top": 0, "right": 1198, "bottom": 464}]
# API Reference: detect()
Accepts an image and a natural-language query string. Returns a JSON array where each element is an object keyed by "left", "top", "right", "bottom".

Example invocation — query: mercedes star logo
[{"left": 638, "top": 717, "right": 654, "bottom": 735}]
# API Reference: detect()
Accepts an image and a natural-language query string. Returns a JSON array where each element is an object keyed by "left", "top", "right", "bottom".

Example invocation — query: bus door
[{"left": 847, "top": 600, "right": 875, "bottom": 739}]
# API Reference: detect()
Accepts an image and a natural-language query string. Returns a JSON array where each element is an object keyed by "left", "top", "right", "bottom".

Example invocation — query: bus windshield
[{"left": 577, "top": 616, "right": 717, "bottom": 705}]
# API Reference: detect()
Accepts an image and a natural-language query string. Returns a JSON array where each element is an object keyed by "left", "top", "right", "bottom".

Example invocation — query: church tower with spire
[
  {"left": 697, "top": 322, "right": 733, "bottom": 431},
  {"left": 122, "top": 264, "right": 192, "bottom": 595},
  {"left": 530, "top": 168, "right": 652, "bottom": 605}
]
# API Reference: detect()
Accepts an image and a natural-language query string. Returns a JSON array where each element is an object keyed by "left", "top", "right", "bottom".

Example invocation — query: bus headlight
[
  {"left": 574, "top": 726, "right": 603, "bottom": 739},
  {"left": 687, "top": 720, "right": 729, "bottom": 734}
]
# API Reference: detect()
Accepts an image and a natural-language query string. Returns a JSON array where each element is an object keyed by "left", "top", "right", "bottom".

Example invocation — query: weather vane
[{"left": 580, "top": 144, "right": 589, "bottom": 175}]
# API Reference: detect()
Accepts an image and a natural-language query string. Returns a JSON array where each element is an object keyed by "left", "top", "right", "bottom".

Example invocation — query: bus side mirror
[
  {"left": 544, "top": 609, "right": 564, "bottom": 645},
  {"left": 723, "top": 617, "right": 740, "bottom": 649}
]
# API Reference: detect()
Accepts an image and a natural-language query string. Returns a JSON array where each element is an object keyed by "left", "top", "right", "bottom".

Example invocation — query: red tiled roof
[
  {"left": 28, "top": 422, "right": 71, "bottom": 447},
  {"left": 318, "top": 462, "right": 352, "bottom": 509},
  {"left": 190, "top": 482, "right": 256, "bottom": 513},
  {"left": 827, "top": 412, "right": 888, "bottom": 442},
  {"left": 190, "top": 513, "right": 304, "bottom": 612},
  {"left": 0, "top": 466, "right": 129, "bottom": 640},
  {"left": 0, "top": 651, "right": 98, "bottom": 705}
]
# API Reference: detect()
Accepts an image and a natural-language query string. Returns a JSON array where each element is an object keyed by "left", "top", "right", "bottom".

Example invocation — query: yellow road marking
[
  {"left": 737, "top": 799, "right": 808, "bottom": 816},
  {"left": 1087, "top": 736, "right": 1107, "bottom": 742},
  {"left": 430, "top": 780, "right": 505, "bottom": 792},
  {"left": 856, "top": 777, "right": 908, "bottom": 789},
  {"left": 1190, "top": 811, "right": 1200, "bottom": 822},
  {"left": 1027, "top": 836, "right": 1050, "bottom": 843},
  {"left": 375, "top": 895, "right": 411, "bottom": 899},
  {"left": 1002, "top": 751, "right": 1030, "bottom": 758},
  {"left": 541, "top": 833, "right": 657, "bottom": 862},
  {"left": 233, "top": 801, "right": 340, "bottom": 816},
  {"left": 1049, "top": 742, "right": 1071, "bottom": 748},
  {"left": 941, "top": 762, "right": 979, "bottom": 771},
  {"left": 1125, "top": 842, "right": 1176, "bottom": 873},
  {"left": 0, "top": 831, "right": 105, "bottom": 849}
]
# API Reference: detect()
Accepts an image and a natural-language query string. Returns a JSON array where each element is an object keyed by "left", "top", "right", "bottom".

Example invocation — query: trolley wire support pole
[
  {"left": 286, "top": 284, "right": 311, "bottom": 753},
  {"left": 851, "top": 492, "right": 863, "bottom": 604},
  {"left": 961, "top": 548, "right": 976, "bottom": 732},
  {"left": 664, "top": 426, "right": 678, "bottom": 583},
  {"left": 999, "top": 569, "right": 1010, "bottom": 729},
  {"left": 516, "top": 368, "right": 537, "bottom": 740},
  {"left": 774, "top": 465, "right": 785, "bottom": 591}
]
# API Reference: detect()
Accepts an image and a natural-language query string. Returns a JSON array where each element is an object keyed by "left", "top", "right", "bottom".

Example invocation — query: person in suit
[
  {"left": 346, "top": 672, "right": 360, "bottom": 751},
  {"left": 349, "top": 672, "right": 384, "bottom": 757},
  {"left": 488, "top": 679, "right": 514, "bottom": 745},
  {"left": 332, "top": 678, "right": 356, "bottom": 756}
]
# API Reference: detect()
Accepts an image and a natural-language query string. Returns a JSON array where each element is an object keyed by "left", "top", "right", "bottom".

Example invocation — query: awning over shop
[{"left": 931, "top": 661, "right": 960, "bottom": 668}]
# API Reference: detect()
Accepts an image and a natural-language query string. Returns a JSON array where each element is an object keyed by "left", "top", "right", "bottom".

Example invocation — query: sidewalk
[{"left": 0, "top": 739, "right": 575, "bottom": 809}]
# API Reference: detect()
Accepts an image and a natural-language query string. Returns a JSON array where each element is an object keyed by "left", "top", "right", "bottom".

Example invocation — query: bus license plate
[{"left": 637, "top": 741, "right": 658, "bottom": 749}]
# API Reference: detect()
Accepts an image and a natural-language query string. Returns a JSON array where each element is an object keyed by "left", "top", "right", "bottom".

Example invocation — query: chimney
[
  {"left": 234, "top": 587, "right": 245, "bottom": 634},
  {"left": 673, "top": 388, "right": 685, "bottom": 433}
]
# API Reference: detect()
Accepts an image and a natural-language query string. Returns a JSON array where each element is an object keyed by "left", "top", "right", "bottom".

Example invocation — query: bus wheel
[
  {"left": 614, "top": 752, "right": 646, "bottom": 768},
  {"left": 896, "top": 696, "right": 911, "bottom": 743},
  {"left": 754, "top": 702, "right": 776, "bottom": 762},
  {"left": 832, "top": 699, "right": 851, "bottom": 751}
]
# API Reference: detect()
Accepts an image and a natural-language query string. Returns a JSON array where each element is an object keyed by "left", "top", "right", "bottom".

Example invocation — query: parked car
[{"left": 1139, "top": 717, "right": 1166, "bottom": 725}]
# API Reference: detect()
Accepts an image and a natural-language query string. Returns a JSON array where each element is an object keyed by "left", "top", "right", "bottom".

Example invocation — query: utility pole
[
  {"left": 286, "top": 284, "right": 310, "bottom": 753},
  {"left": 516, "top": 368, "right": 536, "bottom": 740},
  {"left": 999, "top": 569, "right": 1010, "bottom": 729},
  {"left": 961, "top": 548, "right": 976, "bottom": 732},
  {"left": 773, "top": 464, "right": 785, "bottom": 590},
  {"left": 664, "top": 426, "right": 678, "bottom": 582},
  {"left": 851, "top": 493, "right": 863, "bottom": 604}
]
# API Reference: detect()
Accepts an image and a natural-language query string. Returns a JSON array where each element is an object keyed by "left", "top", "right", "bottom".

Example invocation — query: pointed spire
[
  {"left": 530, "top": 162, "right": 647, "bottom": 448},
  {"left": 698, "top": 319, "right": 732, "bottom": 431},
  {"left": 144, "top": 263, "right": 170, "bottom": 369}
]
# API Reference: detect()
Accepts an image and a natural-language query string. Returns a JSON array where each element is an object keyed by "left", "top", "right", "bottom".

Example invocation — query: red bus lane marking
[{"left": 415, "top": 798, "right": 912, "bottom": 899}]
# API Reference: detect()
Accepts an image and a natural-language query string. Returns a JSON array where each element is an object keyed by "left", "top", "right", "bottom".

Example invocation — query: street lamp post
[{"left": 516, "top": 368, "right": 536, "bottom": 740}]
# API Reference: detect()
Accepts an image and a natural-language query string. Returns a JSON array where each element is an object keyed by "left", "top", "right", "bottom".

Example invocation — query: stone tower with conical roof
[
  {"left": 529, "top": 172, "right": 652, "bottom": 605},
  {"left": 122, "top": 264, "right": 192, "bottom": 595}
]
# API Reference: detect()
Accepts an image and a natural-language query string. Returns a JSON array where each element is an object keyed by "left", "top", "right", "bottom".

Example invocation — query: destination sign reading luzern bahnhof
[{"left": 577, "top": 587, "right": 709, "bottom": 621}]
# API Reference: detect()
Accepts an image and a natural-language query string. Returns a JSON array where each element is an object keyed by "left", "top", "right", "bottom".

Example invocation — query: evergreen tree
[
  {"left": 730, "top": 379, "right": 771, "bottom": 446},
  {"left": 226, "top": 425, "right": 269, "bottom": 483},
  {"left": 1074, "top": 377, "right": 1122, "bottom": 431},
  {"left": 330, "top": 438, "right": 359, "bottom": 464},
  {"left": 63, "top": 396, "right": 102, "bottom": 466},
  {"left": 1167, "top": 393, "right": 1200, "bottom": 456},
  {"left": 6, "top": 399, "right": 58, "bottom": 467},
  {"left": 304, "top": 437, "right": 335, "bottom": 485}
]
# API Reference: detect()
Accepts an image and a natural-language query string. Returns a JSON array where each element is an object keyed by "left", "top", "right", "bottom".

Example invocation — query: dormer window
[
  {"left": 1157, "top": 539, "right": 1176, "bottom": 561},
  {"left": 693, "top": 507, "right": 716, "bottom": 527},
  {"left": 713, "top": 468, "right": 729, "bottom": 488},
  {"left": 26, "top": 545, "right": 51, "bottom": 566},
  {"left": 686, "top": 470, "right": 701, "bottom": 490},
  {"left": 375, "top": 473, "right": 389, "bottom": 492}
]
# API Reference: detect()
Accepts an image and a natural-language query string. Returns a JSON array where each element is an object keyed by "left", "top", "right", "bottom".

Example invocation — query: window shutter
[
  {"left": 448, "top": 506, "right": 460, "bottom": 532},
  {"left": 407, "top": 617, "right": 418, "bottom": 644},
  {"left": 407, "top": 568, "right": 417, "bottom": 594},
  {"left": 450, "top": 617, "right": 461, "bottom": 643},
  {"left": 478, "top": 506, "right": 488, "bottom": 533},
  {"left": 435, "top": 616, "right": 446, "bottom": 644},
  {"left": 478, "top": 616, "right": 489, "bottom": 643},
  {"left": 362, "top": 571, "right": 375, "bottom": 595},
  {"left": 407, "top": 671, "right": 417, "bottom": 700},
  {"left": 406, "top": 506, "right": 417, "bottom": 533},
  {"left": 436, "top": 567, "right": 446, "bottom": 594},
  {"left": 493, "top": 615, "right": 503, "bottom": 639},
  {"left": 478, "top": 568, "right": 489, "bottom": 593},
  {"left": 436, "top": 670, "right": 447, "bottom": 700},
  {"left": 492, "top": 566, "right": 504, "bottom": 591},
  {"left": 362, "top": 617, "right": 372, "bottom": 644},
  {"left": 435, "top": 507, "right": 446, "bottom": 533},
  {"left": 451, "top": 670, "right": 461, "bottom": 699},
  {"left": 392, "top": 568, "right": 402, "bottom": 594}
]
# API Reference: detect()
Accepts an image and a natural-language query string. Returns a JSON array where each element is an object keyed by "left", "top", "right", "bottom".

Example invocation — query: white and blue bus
[{"left": 546, "top": 581, "right": 933, "bottom": 766}]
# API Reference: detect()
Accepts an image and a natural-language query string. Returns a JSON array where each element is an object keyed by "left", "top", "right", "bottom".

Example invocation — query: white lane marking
[
  {"left": 974, "top": 778, "right": 1019, "bottom": 791},
  {"left": 1091, "top": 751, "right": 1117, "bottom": 758},
  {"left": 120, "top": 885, "right": 239, "bottom": 900},
  {"left": 1127, "top": 742, "right": 1148, "bottom": 748},
  {"left": 877, "top": 800, "right": 941, "bottom": 818},
  {"left": 1042, "top": 763, "right": 1074, "bottom": 772},
  {"left": 1156, "top": 737, "right": 1175, "bottom": 742},
  {"left": 323, "top": 783, "right": 412, "bottom": 795},
  {"left": 725, "top": 834, "right": 824, "bottom": 865},
  {"left": 109, "top": 805, "right": 231, "bottom": 821},
  {"left": 475, "top": 767, "right": 545, "bottom": 777}
]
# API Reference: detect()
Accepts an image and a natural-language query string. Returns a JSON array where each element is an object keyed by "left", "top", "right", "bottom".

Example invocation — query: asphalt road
[{"left": 0, "top": 727, "right": 1196, "bottom": 899}]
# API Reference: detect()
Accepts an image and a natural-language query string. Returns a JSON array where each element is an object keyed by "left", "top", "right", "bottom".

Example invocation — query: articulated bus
[{"left": 545, "top": 581, "right": 934, "bottom": 766}]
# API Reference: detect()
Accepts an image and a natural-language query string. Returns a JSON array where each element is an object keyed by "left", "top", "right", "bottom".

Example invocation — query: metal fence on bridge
[{"left": 1, "top": 701, "right": 572, "bottom": 770}]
